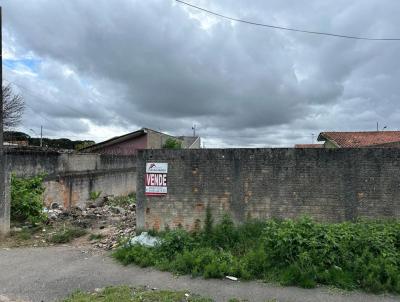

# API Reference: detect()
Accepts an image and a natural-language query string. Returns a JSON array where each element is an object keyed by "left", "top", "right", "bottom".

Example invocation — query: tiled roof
[
  {"left": 317, "top": 131, "right": 400, "bottom": 148},
  {"left": 295, "top": 144, "right": 324, "bottom": 148}
]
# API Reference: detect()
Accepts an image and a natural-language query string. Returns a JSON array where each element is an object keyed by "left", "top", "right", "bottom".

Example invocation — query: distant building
[
  {"left": 295, "top": 131, "right": 400, "bottom": 148},
  {"left": 81, "top": 128, "right": 200, "bottom": 155},
  {"left": 178, "top": 136, "right": 201, "bottom": 149},
  {"left": 317, "top": 131, "right": 400, "bottom": 148},
  {"left": 3, "top": 131, "right": 29, "bottom": 147}
]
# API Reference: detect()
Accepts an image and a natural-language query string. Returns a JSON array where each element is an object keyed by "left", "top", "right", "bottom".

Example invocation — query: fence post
[{"left": 0, "top": 173, "right": 10, "bottom": 237}]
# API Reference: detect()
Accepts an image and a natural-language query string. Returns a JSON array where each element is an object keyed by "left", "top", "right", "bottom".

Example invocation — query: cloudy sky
[{"left": 1, "top": 0, "right": 400, "bottom": 147}]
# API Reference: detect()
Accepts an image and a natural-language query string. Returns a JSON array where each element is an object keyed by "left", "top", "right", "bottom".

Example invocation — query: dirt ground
[
  {"left": 0, "top": 244, "right": 399, "bottom": 302},
  {"left": 1, "top": 195, "right": 136, "bottom": 250}
]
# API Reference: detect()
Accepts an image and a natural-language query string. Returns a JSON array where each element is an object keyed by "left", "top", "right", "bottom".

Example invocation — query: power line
[{"left": 175, "top": 0, "right": 400, "bottom": 41}]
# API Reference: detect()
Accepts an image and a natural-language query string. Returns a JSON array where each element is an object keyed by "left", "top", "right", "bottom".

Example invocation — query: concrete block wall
[
  {"left": 6, "top": 149, "right": 137, "bottom": 209},
  {"left": 136, "top": 148, "right": 400, "bottom": 231}
]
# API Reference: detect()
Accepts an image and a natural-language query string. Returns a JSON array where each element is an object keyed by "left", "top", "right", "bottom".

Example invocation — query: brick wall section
[{"left": 136, "top": 148, "right": 400, "bottom": 231}]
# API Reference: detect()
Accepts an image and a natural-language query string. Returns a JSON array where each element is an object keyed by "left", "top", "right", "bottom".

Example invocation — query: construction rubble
[{"left": 46, "top": 196, "right": 136, "bottom": 250}]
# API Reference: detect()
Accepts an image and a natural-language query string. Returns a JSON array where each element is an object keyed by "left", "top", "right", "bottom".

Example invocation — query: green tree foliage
[
  {"left": 4, "top": 131, "right": 95, "bottom": 150},
  {"left": 75, "top": 141, "right": 95, "bottom": 151},
  {"left": 162, "top": 138, "right": 182, "bottom": 149},
  {"left": 30, "top": 137, "right": 95, "bottom": 150},
  {"left": 3, "top": 131, "right": 30, "bottom": 142},
  {"left": 11, "top": 174, "right": 47, "bottom": 224}
]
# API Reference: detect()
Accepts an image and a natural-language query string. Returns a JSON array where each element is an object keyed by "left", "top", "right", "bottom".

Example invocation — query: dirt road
[{"left": 0, "top": 246, "right": 398, "bottom": 302}]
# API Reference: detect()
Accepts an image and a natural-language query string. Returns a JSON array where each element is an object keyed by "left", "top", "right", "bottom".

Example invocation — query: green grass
[
  {"left": 63, "top": 286, "right": 213, "bottom": 302},
  {"left": 113, "top": 216, "right": 400, "bottom": 294},
  {"left": 109, "top": 194, "right": 136, "bottom": 207},
  {"left": 17, "top": 229, "right": 32, "bottom": 240},
  {"left": 9, "top": 225, "right": 43, "bottom": 242},
  {"left": 49, "top": 227, "right": 87, "bottom": 244}
]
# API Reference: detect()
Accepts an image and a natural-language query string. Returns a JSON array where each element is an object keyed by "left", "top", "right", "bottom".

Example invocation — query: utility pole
[
  {"left": 0, "top": 6, "right": 8, "bottom": 236},
  {"left": 40, "top": 125, "right": 43, "bottom": 147},
  {"left": 192, "top": 124, "right": 196, "bottom": 137}
]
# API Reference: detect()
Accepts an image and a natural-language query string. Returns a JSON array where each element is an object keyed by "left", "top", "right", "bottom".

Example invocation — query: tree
[
  {"left": 162, "top": 138, "right": 182, "bottom": 149},
  {"left": 3, "top": 84, "right": 25, "bottom": 130},
  {"left": 75, "top": 141, "right": 95, "bottom": 151}
]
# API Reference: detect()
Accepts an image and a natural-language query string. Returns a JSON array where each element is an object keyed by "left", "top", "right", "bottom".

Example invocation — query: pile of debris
[{"left": 46, "top": 196, "right": 136, "bottom": 250}]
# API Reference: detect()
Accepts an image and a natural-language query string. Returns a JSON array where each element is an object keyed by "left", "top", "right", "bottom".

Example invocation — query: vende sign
[{"left": 145, "top": 163, "right": 168, "bottom": 196}]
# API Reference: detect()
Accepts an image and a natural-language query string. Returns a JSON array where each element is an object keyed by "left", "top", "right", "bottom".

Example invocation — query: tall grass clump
[{"left": 113, "top": 215, "right": 400, "bottom": 294}]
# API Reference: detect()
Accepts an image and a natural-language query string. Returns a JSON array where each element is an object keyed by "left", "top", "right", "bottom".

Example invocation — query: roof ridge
[{"left": 322, "top": 130, "right": 400, "bottom": 133}]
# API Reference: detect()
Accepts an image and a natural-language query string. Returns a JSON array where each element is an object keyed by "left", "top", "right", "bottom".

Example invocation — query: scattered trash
[
  {"left": 226, "top": 276, "right": 238, "bottom": 281},
  {"left": 129, "top": 232, "right": 161, "bottom": 247},
  {"left": 51, "top": 202, "right": 60, "bottom": 209},
  {"left": 185, "top": 293, "right": 190, "bottom": 297},
  {"left": 46, "top": 195, "right": 136, "bottom": 250}
]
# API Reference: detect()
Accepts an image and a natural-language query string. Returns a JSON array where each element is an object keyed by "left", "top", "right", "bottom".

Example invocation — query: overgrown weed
[
  {"left": 113, "top": 216, "right": 400, "bottom": 294},
  {"left": 49, "top": 226, "right": 87, "bottom": 243}
]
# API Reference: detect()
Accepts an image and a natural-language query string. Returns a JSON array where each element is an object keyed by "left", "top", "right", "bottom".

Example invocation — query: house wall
[
  {"left": 92, "top": 135, "right": 147, "bottom": 155},
  {"left": 190, "top": 137, "right": 201, "bottom": 149},
  {"left": 323, "top": 141, "right": 338, "bottom": 148},
  {"left": 146, "top": 130, "right": 182, "bottom": 149},
  {"left": 6, "top": 149, "right": 137, "bottom": 209},
  {"left": 181, "top": 137, "right": 201, "bottom": 149},
  {"left": 137, "top": 148, "right": 400, "bottom": 231}
]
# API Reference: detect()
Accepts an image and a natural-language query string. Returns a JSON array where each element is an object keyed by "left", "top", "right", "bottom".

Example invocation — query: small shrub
[
  {"left": 109, "top": 193, "right": 136, "bottom": 207},
  {"left": 89, "top": 191, "right": 102, "bottom": 201},
  {"left": 49, "top": 227, "right": 87, "bottom": 244},
  {"left": 209, "top": 214, "right": 239, "bottom": 250},
  {"left": 11, "top": 174, "right": 46, "bottom": 224},
  {"left": 162, "top": 138, "right": 182, "bottom": 149},
  {"left": 157, "top": 229, "right": 198, "bottom": 259},
  {"left": 204, "top": 205, "right": 213, "bottom": 236},
  {"left": 113, "top": 244, "right": 157, "bottom": 267},
  {"left": 113, "top": 217, "right": 400, "bottom": 294},
  {"left": 240, "top": 246, "right": 268, "bottom": 279}
]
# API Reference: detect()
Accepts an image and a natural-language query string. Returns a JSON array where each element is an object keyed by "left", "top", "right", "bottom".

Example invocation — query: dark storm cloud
[{"left": 2, "top": 0, "right": 400, "bottom": 145}]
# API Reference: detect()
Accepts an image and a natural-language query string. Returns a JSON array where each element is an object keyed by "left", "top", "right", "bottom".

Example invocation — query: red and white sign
[{"left": 145, "top": 163, "right": 168, "bottom": 196}]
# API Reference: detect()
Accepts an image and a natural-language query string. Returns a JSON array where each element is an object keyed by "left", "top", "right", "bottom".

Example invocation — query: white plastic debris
[
  {"left": 185, "top": 293, "right": 190, "bottom": 297},
  {"left": 225, "top": 276, "right": 238, "bottom": 281},
  {"left": 129, "top": 232, "right": 161, "bottom": 247}
]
